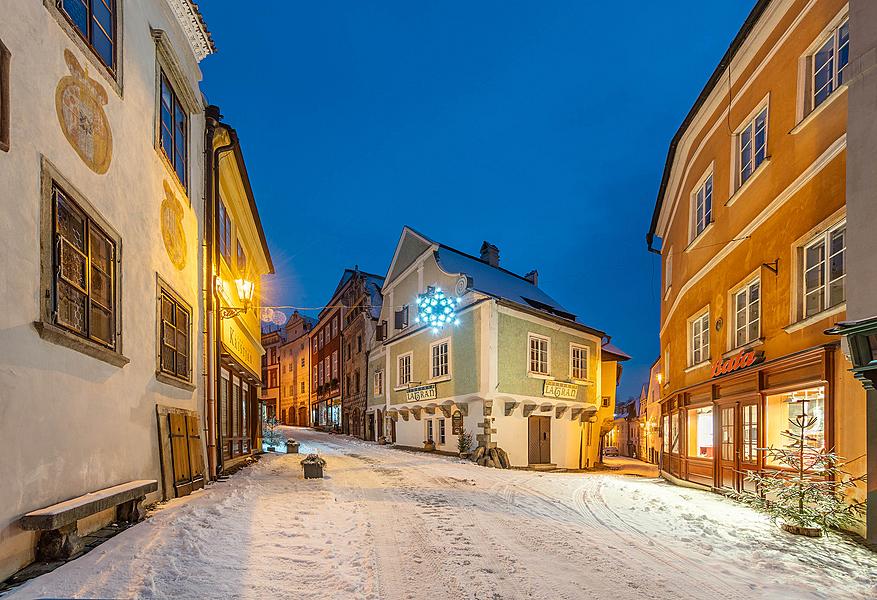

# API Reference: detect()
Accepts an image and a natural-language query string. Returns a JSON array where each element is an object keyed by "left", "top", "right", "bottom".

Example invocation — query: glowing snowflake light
[{"left": 414, "top": 286, "right": 460, "bottom": 332}]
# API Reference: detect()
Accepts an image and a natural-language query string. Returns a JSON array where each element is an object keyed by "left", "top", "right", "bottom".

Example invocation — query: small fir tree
[
  {"left": 263, "top": 417, "right": 284, "bottom": 449},
  {"left": 457, "top": 428, "right": 472, "bottom": 454},
  {"left": 733, "top": 407, "right": 865, "bottom": 533}
]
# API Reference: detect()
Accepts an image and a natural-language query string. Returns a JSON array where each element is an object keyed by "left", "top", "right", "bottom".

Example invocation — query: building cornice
[{"left": 165, "top": 0, "right": 215, "bottom": 62}]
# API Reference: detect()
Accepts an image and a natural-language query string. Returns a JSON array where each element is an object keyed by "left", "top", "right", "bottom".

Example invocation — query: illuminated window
[
  {"left": 765, "top": 387, "right": 825, "bottom": 466},
  {"left": 742, "top": 404, "right": 758, "bottom": 463},
  {"left": 687, "top": 406, "right": 713, "bottom": 458}
]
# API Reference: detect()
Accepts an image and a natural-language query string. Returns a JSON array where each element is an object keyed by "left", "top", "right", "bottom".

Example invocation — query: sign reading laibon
[
  {"left": 711, "top": 349, "right": 765, "bottom": 378},
  {"left": 406, "top": 384, "right": 437, "bottom": 402},
  {"left": 543, "top": 380, "right": 578, "bottom": 400}
]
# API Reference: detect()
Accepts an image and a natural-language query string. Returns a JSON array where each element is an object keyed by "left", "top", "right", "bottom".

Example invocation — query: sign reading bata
[
  {"left": 406, "top": 384, "right": 437, "bottom": 402},
  {"left": 543, "top": 380, "right": 578, "bottom": 400}
]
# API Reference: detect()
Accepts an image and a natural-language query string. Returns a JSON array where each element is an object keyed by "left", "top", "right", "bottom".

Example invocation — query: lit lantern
[{"left": 415, "top": 286, "right": 459, "bottom": 332}]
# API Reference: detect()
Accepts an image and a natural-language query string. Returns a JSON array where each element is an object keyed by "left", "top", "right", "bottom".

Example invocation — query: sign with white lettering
[
  {"left": 406, "top": 384, "right": 437, "bottom": 402},
  {"left": 543, "top": 380, "right": 578, "bottom": 400}
]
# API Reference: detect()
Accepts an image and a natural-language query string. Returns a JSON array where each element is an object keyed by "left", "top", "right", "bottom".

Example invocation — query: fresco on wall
[
  {"left": 161, "top": 180, "right": 187, "bottom": 270},
  {"left": 55, "top": 49, "right": 113, "bottom": 174}
]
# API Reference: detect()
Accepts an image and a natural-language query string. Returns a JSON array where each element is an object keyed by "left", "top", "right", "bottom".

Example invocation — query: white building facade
[{"left": 0, "top": 0, "right": 215, "bottom": 580}]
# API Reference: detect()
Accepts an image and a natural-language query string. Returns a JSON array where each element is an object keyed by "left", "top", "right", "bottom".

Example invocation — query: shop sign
[
  {"left": 711, "top": 350, "right": 765, "bottom": 378},
  {"left": 452, "top": 410, "right": 463, "bottom": 435},
  {"left": 406, "top": 384, "right": 437, "bottom": 402},
  {"left": 221, "top": 318, "right": 261, "bottom": 376},
  {"left": 543, "top": 380, "right": 578, "bottom": 400}
]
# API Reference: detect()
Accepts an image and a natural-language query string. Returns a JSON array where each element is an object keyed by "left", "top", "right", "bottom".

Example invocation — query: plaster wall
[{"left": 0, "top": 0, "right": 208, "bottom": 580}]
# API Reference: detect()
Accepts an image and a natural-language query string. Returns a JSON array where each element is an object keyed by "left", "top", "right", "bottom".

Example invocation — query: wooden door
[
  {"left": 528, "top": 416, "right": 551, "bottom": 464},
  {"left": 169, "top": 413, "right": 193, "bottom": 497},
  {"left": 718, "top": 405, "right": 737, "bottom": 490}
]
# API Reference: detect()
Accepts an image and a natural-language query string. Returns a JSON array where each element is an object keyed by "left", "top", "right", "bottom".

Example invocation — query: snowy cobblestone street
[{"left": 6, "top": 427, "right": 876, "bottom": 600}]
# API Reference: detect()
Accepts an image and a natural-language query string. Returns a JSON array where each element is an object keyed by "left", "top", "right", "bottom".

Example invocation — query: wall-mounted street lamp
[{"left": 216, "top": 276, "right": 255, "bottom": 320}]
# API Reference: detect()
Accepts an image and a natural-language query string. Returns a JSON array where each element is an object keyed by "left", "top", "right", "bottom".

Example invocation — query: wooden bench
[{"left": 20, "top": 479, "right": 157, "bottom": 561}]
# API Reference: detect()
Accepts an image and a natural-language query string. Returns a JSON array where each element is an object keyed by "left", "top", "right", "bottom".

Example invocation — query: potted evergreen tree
[
  {"left": 263, "top": 417, "right": 283, "bottom": 452},
  {"left": 457, "top": 428, "right": 472, "bottom": 458},
  {"left": 301, "top": 454, "right": 326, "bottom": 479},
  {"left": 733, "top": 410, "right": 866, "bottom": 537}
]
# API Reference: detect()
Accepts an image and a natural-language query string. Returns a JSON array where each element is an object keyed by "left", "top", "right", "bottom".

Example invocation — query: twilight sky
[{"left": 198, "top": 1, "right": 754, "bottom": 400}]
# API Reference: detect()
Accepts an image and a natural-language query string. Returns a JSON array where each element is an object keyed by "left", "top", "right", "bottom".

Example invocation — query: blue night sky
[{"left": 198, "top": 1, "right": 754, "bottom": 400}]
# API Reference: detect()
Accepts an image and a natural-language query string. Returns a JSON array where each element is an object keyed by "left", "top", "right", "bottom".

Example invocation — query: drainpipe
[
  {"left": 203, "top": 108, "right": 218, "bottom": 480},
  {"left": 204, "top": 105, "right": 238, "bottom": 479}
]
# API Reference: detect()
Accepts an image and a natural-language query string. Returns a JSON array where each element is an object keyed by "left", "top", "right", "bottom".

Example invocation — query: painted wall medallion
[
  {"left": 55, "top": 49, "right": 113, "bottom": 174},
  {"left": 161, "top": 181, "right": 187, "bottom": 270}
]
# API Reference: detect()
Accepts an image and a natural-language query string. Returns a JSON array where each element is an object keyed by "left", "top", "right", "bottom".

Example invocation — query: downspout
[
  {"left": 203, "top": 108, "right": 218, "bottom": 480},
  {"left": 205, "top": 105, "right": 238, "bottom": 478}
]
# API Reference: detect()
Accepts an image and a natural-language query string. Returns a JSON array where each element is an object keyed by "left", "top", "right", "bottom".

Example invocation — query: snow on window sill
[
  {"left": 428, "top": 374, "right": 452, "bottom": 384},
  {"left": 784, "top": 303, "right": 846, "bottom": 334},
  {"left": 726, "top": 159, "right": 771, "bottom": 208},
  {"left": 684, "top": 360, "right": 711, "bottom": 374},
  {"left": 790, "top": 86, "right": 847, "bottom": 136},
  {"left": 722, "top": 338, "right": 764, "bottom": 359},
  {"left": 527, "top": 372, "right": 553, "bottom": 380}
]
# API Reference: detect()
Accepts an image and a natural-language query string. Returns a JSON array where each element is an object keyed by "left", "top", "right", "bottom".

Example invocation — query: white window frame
[
  {"left": 438, "top": 418, "right": 446, "bottom": 445},
  {"left": 527, "top": 333, "right": 550, "bottom": 377},
  {"left": 374, "top": 369, "right": 384, "bottom": 397},
  {"left": 664, "top": 250, "right": 673, "bottom": 299},
  {"left": 734, "top": 101, "right": 769, "bottom": 191},
  {"left": 811, "top": 17, "right": 850, "bottom": 112},
  {"left": 397, "top": 351, "right": 413, "bottom": 388},
  {"left": 689, "top": 167, "right": 714, "bottom": 245},
  {"left": 569, "top": 343, "right": 590, "bottom": 382},
  {"left": 426, "top": 419, "right": 434, "bottom": 443},
  {"left": 730, "top": 275, "right": 761, "bottom": 350},
  {"left": 687, "top": 308, "right": 710, "bottom": 367},
  {"left": 801, "top": 219, "right": 846, "bottom": 320},
  {"left": 429, "top": 337, "right": 451, "bottom": 381}
]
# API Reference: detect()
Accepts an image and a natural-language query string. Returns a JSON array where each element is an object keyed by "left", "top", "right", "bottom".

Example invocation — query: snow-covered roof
[
  {"left": 601, "top": 341, "right": 631, "bottom": 362},
  {"left": 434, "top": 245, "right": 575, "bottom": 321}
]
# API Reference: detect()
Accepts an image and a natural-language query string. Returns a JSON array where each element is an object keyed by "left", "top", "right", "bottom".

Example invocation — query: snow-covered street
[{"left": 7, "top": 427, "right": 877, "bottom": 600}]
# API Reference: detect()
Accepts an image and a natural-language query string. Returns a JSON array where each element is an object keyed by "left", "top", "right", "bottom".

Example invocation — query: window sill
[
  {"left": 790, "top": 86, "right": 847, "bottom": 135},
  {"left": 663, "top": 286, "right": 672, "bottom": 302},
  {"left": 570, "top": 378, "right": 594, "bottom": 386},
  {"left": 156, "top": 371, "right": 196, "bottom": 392},
  {"left": 685, "top": 223, "right": 715, "bottom": 253},
  {"left": 684, "top": 360, "right": 712, "bottom": 373},
  {"left": 722, "top": 338, "right": 764, "bottom": 359},
  {"left": 428, "top": 375, "right": 452, "bottom": 384},
  {"left": 726, "top": 159, "right": 771, "bottom": 207},
  {"left": 34, "top": 321, "right": 129, "bottom": 368},
  {"left": 784, "top": 303, "right": 846, "bottom": 334},
  {"left": 393, "top": 385, "right": 410, "bottom": 392},
  {"left": 527, "top": 373, "right": 553, "bottom": 380}
]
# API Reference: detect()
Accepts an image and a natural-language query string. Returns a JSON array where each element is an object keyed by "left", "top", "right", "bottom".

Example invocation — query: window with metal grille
[
  {"left": 159, "top": 289, "right": 191, "bottom": 381},
  {"left": 61, "top": 0, "right": 116, "bottom": 69},
  {"left": 160, "top": 71, "right": 188, "bottom": 188},
  {"left": 53, "top": 186, "right": 116, "bottom": 348}
]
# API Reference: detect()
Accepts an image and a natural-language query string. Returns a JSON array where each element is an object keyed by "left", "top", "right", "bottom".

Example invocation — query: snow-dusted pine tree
[
  {"left": 457, "top": 428, "right": 472, "bottom": 455},
  {"left": 733, "top": 410, "right": 866, "bottom": 535}
]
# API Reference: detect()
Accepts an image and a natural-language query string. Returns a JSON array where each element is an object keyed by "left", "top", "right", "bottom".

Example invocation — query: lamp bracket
[{"left": 762, "top": 258, "right": 779, "bottom": 274}]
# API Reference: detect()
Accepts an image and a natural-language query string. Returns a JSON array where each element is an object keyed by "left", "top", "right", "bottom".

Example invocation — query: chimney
[
  {"left": 524, "top": 270, "right": 539, "bottom": 286},
  {"left": 480, "top": 241, "right": 500, "bottom": 267}
]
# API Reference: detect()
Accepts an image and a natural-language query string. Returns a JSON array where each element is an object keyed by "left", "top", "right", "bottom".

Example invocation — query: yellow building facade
[{"left": 647, "top": 0, "right": 866, "bottom": 535}]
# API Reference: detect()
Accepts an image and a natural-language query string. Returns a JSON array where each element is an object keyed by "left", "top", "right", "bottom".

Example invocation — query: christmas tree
[{"left": 733, "top": 408, "right": 866, "bottom": 535}]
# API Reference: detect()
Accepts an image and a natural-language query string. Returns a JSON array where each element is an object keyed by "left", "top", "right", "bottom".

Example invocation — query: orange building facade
[{"left": 647, "top": 0, "right": 866, "bottom": 535}]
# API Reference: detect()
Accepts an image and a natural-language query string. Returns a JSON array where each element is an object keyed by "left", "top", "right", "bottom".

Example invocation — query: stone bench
[{"left": 20, "top": 479, "right": 157, "bottom": 561}]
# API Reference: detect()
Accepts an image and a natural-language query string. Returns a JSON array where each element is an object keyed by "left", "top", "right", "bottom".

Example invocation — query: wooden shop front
[{"left": 661, "top": 344, "right": 836, "bottom": 491}]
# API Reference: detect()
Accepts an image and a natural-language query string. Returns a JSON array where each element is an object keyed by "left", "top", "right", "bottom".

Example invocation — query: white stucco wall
[{"left": 0, "top": 0, "right": 209, "bottom": 579}]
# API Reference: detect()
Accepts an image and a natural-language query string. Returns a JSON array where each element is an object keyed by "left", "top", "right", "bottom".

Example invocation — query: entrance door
[
  {"left": 740, "top": 401, "right": 759, "bottom": 491},
  {"left": 528, "top": 416, "right": 551, "bottom": 464},
  {"left": 718, "top": 405, "right": 737, "bottom": 490}
]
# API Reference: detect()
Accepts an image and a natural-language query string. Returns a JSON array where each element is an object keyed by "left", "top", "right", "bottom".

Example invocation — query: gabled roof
[
  {"left": 319, "top": 268, "right": 385, "bottom": 321},
  {"left": 389, "top": 227, "right": 602, "bottom": 332},
  {"left": 647, "top": 0, "right": 772, "bottom": 251},
  {"left": 601, "top": 341, "right": 631, "bottom": 363}
]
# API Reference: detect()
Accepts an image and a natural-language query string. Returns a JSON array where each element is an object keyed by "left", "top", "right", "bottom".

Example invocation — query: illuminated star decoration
[{"left": 414, "top": 286, "right": 461, "bottom": 333}]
